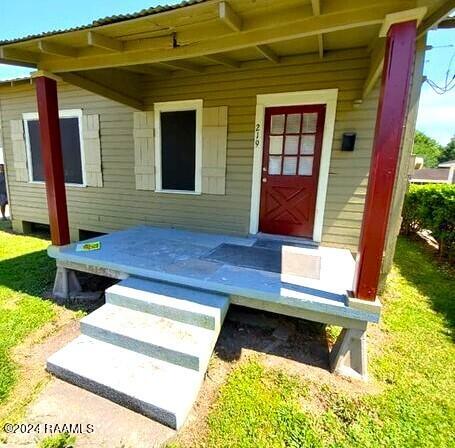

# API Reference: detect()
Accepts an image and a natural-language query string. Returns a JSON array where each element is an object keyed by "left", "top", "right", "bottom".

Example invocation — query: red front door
[{"left": 259, "top": 104, "right": 326, "bottom": 238}]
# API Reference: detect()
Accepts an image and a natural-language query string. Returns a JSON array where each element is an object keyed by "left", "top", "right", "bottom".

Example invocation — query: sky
[{"left": 0, "top": 1, "right": 454, "bottom": 145}]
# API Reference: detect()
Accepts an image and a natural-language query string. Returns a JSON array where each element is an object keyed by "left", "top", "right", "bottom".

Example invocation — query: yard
[
  {"left": 0, "top": 223, "right": 454, "bottom": 447},
  {"left": 0, "top": 221, "right": 78, "bottom": 430},
  {"left": 175, "top": 238, "right": 455, "bottom": 447}
]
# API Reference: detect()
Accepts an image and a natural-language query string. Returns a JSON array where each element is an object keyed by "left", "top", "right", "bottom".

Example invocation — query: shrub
[{"left": 401, "top": 183, "right": 455, "bottom": 259}]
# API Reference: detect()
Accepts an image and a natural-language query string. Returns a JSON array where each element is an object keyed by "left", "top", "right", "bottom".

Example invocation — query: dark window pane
[
  {"left": 27, "top": 120, "right": 44, "bottom": 181},
  {"left": 27, "top": 117, "right": 83, "bottom": 184},
  {"left": 161, "top": 110, "right": 196, "bottom": 191},
  {"left": 60, "top": 118, "right": 83, "bottom": 184}
]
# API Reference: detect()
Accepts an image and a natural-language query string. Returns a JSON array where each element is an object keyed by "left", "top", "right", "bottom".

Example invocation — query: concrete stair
[{"left": 46, "top": 278, "right": 229, "bottom": 429}]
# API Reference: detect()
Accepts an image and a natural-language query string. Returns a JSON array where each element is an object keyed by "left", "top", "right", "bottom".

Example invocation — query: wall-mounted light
[{"left": 341, "top": 132, "right": 356, "bottom": 151}]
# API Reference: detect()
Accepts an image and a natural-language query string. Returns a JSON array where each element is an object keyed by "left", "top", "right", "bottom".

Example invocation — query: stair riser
[
  {"left": 46, "top": 361, "right": 181, "bottom": 429},
  {"left": 106, "top": 292, "right": 219, "bottom": 331},
  {"left": 81, "top": 322, "right": 206, "bottom": 371}
]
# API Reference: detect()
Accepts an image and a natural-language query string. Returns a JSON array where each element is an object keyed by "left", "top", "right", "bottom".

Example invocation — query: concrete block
[
  {"left": 81, "top": 304, "right": 216, "bottom": 371},
  {"left": 47, "top": 335, "right": 202, "bottom": 430},
  {"left": 329, "top": 328, "right": 368, "bottom": 381},
  {"left": 12, "top": 219, "right": 32, "bottom": 234},
  {"left": 106, "top": 278, "right": 229, "bottom": 331},
  {"left": 53, "top": 266, "right": 82, "bottom": 301},
  {"left": 47, "top": 277, "right": 228, "bottom": 429}
]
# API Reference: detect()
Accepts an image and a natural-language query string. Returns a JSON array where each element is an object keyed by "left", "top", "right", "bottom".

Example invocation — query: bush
[{"left": 401, "top": 183, "right": 455, "bottom": 259}]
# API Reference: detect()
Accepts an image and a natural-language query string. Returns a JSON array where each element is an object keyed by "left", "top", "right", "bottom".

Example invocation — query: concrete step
[
  {"left": 47, "top": 335, "right": 202, "bottom": 430},
  {"left": 106, "top": 277, "right": 229, "bottom": 331},
  {"left": 81, "top": 303, "right": 216, "bottom": 371}
]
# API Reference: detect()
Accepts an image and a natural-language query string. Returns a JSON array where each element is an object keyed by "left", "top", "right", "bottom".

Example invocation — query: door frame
[{"left": 249, "top": 89, "right": 338, "bottom": 242}]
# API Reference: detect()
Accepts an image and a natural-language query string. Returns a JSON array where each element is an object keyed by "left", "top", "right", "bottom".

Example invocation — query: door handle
[{"left": 262, "top": 178, "right": 267, "bottom": 183}]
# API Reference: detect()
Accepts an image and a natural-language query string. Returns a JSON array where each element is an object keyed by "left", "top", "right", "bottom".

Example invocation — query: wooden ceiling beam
[
  {"left": 36, "top": 4, "right": 405, "bottom": 72},
  {"left": 38, "top": 40, "right": 78, "bottom": 58},
  {"left": 219, "top": 1, "right": 242, "bottom": 32},
  {"left": 158, "top": 60, "right": 205, "bottom": 73},
  {"left": 0, "top": 47, "right": 39, "bottom": 65},
  {"left": 121, "top": 64, "right": 172, "bottom": 76},
  {"left": 417, "top": 0, "right": 455, "bottom": 38},
  {"left": 317, "top": 34, "right": 324, "bottom": 59},
  {"left": 88, "top": 31, "right": 124, "bottom": 52},
  {"left": 311, "top": 0, "right": 321, "bottom": 16},
  {"left": 362, "top": 7, "right": 428, "bottom": 101},
  {"left": 255, "top": 45, "right": 280, "bottom": 63},
  {"left": 59, "top": 72, "right": 144, "bottom": 110},
  {"left": 311, "top": 0, "right": 324, "bottom": 59},
  {"left": 205, "top": 54, "right": 241, "bottom": 68},
  {"left": 362, "top": 38, "right": 385, "bottom": 100},
  {"left": 438, "top": 17, "right": 455, "bottom": 29}
]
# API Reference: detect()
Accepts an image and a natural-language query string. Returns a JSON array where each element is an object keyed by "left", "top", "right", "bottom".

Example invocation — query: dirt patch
[
  {"left": 2, "top": 303, "right": 382, "bottom": 447},
  {"left": 4, "top": 380, "right": 175, "bottom": 448},
  {"left": 1, "top": 304, "right": 175, "bottom": 448},
  {"left": 0, "top": 308, "right": 79, "bottom": 428},
  {"left": 173, "top": 306, "right": 381, "bottom": 447}
]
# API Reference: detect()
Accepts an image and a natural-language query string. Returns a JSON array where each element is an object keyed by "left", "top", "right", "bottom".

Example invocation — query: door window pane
[
  {"left": 271, "top": 114, "right": 285, "bottom": 134},
  {"left": 285, "top": 114, "right": 301, "bottom": 133},
  {"left": 300, "top": 135, "right": 315, "bottom": 155},
  {"left": 302, "top": 113, "right": 318, "bottom": 133},
  {"left": 27, "top": 117, "right": 83, "bottom": 184},
  {"left": 161, "top": 110, "right": 196, "bottom": 191},
  {"left": 284, "top": 136, "right": 299, "bottom": 155},
  {"left": 269, "top": 136, "right": 283, "bottom": 154},
  {"left": 298, "top": 156, "right": 313, "bottom": 175},
  {"left": 283, "top": 157, "right": 297, "bottom": 175},
  {"left": 269, "top": 156, "right": 281, "bottom": 175}
]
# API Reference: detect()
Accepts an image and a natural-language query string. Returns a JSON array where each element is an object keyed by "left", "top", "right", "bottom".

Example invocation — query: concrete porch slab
[{"left": 48, "top": 226, "right": 380, "bottom": 327}]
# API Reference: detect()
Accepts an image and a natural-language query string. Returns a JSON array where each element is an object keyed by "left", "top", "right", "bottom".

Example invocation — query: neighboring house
[
  {"left": 0, "top": 0, "right": 453, "bottom": 430},
  {"left": 411, "top": 160, "right": 455, "bottom": 183}
]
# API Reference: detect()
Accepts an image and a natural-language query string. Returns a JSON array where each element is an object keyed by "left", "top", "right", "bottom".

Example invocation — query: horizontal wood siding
[{"left": 0, "top": 48, "right": 378, "bottom": 251}]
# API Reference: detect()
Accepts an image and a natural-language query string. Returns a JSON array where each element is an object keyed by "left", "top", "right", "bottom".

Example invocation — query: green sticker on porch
[{"left": 76, "top": 241, "right": 101, "bottom": 252}]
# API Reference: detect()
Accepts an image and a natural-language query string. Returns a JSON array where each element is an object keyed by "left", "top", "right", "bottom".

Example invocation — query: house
[
  {"left": 410, "top": 160, "right": 455, "bottom": 183},
  {"left": 0, "top": 0, "right": 453, "bottom": 430}
]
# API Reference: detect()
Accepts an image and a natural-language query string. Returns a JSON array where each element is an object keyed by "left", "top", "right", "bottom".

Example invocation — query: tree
[
  {"left": 439, "top": 136, "right": 455, "bottom": 164},
  {"left": 413, "top": 130, "right": 443, "bottom": 168}
]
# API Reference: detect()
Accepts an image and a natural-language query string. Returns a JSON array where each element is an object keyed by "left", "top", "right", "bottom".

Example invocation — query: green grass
[
  {"left": 205, "top": 237, "right": 455, "bottom": 447},
  {"left": 0, "top": 225, "right": 56, "bottom": 403},
  {"left": 38, "top": 433, "right": 76, "bottom": 448}
]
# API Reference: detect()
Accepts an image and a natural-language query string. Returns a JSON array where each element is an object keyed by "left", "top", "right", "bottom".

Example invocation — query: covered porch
[
  {"left": 1, "top": 0, "right": 453, "bottom": 429},
  {"left": 49, "top": 225, "right": 379, "bottom": 381},
  {"left": 49, "top": 225, "right": 377, "bottom": 326}
]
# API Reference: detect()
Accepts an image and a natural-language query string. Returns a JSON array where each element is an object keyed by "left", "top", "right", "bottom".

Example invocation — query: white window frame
[
  {"left": 249, "top": 89, "right": 338, "bottom": 243},
  {"left": 22, "top": 109, "right": 86, "bottom": 187},
  {"left": 154, "top": 99, "right": 203, "bottom": 195}
]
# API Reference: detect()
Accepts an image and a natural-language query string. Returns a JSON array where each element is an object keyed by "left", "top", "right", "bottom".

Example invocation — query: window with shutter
[
  {"left": 154, "top": 100, "right": 203, "bottom": 194},
  {"left": 23, "top": 110, "right": 85, "bottom": 186}
]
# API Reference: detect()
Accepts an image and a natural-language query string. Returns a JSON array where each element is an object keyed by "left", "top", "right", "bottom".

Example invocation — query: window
[
  {"left": 155, "top": 100, "right": 202, "bottom": 194},
  {"left": 23, "top": 110, "right": 85, "bottom": 185}
]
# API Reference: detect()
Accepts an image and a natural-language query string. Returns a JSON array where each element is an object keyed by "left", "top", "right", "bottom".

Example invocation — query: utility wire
[{"left": 424, "top": 49, "right": 455, "bottom": 94}]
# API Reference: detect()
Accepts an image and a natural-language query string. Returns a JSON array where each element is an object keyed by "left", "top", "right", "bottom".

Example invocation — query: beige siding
[{"left": 0, "top": 48, "right": 379, "bottom": 252}]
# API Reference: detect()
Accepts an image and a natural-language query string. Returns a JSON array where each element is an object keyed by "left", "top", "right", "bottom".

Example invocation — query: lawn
[
  {"left": 1, "top": 224, "right": 454, "bottom": 447},
  {"left": 0, "top": 222, "right": 59, "bottom": 412},
  {"left": 203, "top": 237, "right": 455, "bottom": 448}
]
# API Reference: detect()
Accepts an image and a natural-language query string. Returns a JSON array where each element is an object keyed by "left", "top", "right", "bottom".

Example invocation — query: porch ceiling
[
  {"left": 0, "top": 0, "right": 451, "bottom": 73},
  {"left": 0, "top": 0, "right": 452, "bottom": 110}
]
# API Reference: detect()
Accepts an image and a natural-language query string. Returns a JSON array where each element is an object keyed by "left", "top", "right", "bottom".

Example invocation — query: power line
[{"left": 424, "top": 49, "right": 455, "bottom": 94}]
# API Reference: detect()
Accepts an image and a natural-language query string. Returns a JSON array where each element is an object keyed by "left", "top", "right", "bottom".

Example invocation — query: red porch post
[
  {"left": 34, "top": 75, "right": 70, "bottom": 246},
  {"left": 353, "top": 20, "right": 417, "bottom": 300}
]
